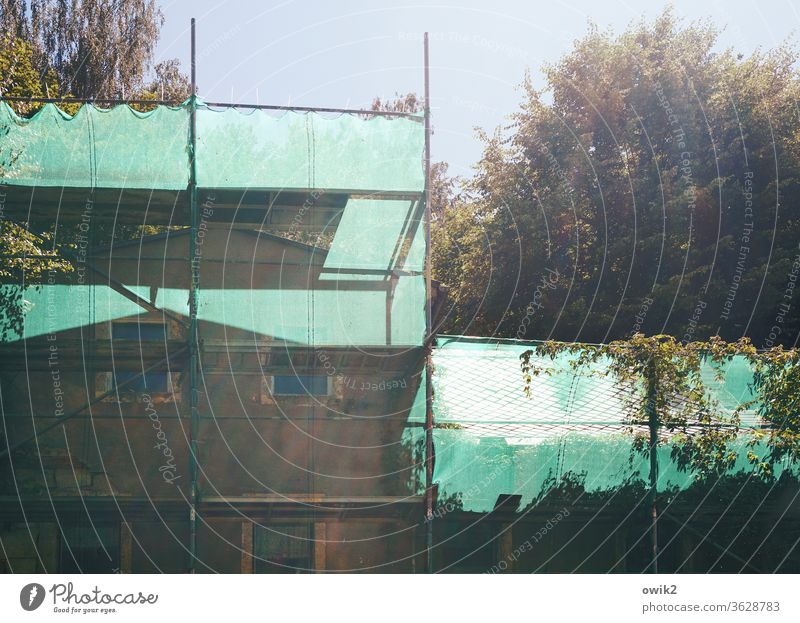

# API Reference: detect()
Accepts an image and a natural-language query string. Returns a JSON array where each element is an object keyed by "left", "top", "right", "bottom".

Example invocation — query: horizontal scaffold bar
[{"left": 0, "top": 95, "right": 421, "bottom": 119}]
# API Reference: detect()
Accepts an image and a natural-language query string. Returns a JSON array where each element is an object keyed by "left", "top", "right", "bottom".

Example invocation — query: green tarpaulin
[
  {"left": 428, "top": 336, "right": 773, "bottom": 512},
  {"left": 0, "top": 101, "right": 424, "bottom": 193}
]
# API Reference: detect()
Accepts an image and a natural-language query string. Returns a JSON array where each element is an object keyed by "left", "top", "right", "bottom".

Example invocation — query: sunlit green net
[{"left": 430, "top": 336, "right": 773, "bottom": 512}]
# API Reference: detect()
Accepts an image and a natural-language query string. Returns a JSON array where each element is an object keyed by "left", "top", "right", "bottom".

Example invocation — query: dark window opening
[
  {"left": 114, "top": 371, "right": 169, "bottom": 393},
  {"left": 58, "top": 523, "right": 119, "bottom": 573}
]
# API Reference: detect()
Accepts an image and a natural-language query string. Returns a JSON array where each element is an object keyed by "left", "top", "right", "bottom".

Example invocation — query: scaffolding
[
  {"left": 0, "top": 20, "right": 436, "bottom": 573},
  {"left": 3, "top": 23, "right": 799, "bottom": 574}
]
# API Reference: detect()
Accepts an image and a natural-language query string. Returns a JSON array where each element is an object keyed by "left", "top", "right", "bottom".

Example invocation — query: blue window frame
[
  {"left": 112, "top": 322, "right": 166, "bottom": 341},
  {"left": 273, "top": 375, "right": 328, "bottom": 396},
  {"left": 113, "top": 371, "right": 169, "bottom": 393}
]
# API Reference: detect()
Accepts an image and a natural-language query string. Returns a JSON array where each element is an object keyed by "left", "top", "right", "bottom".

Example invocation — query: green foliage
[
  {"left": 435, "top": 9, "right": 800, "bottom": 347},
  {"left": 0, "top": 222, "right": 72, "bottom": 341},
  {"left": 0, "top": 5, "right": 188, "bottom": 340},
  {"left": 520, "top": 334, "right": 800, "bottom": 480},
  {"left": 0, "top": 34, "right": 73, "bottom": 340},
  {"left": 371, "top": 92, "right": 421, "bottom": 114},
  {"left": 1, "top": 1, "right": 189, "bottom": 107},
  {"left": 749, "top": 347, "right": 800, "bottom": 474},
  {"left": 1, "top": 0, "right": 176, "bottom": 100}
]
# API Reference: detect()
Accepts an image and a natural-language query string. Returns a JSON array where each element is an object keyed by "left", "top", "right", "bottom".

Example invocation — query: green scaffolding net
[
  {"left": 1, "top": 100, "right": 427, "bottom": 348},
  {"left": 196, "top": 105, "right": 425, "bottom": 192},
  {"left": 0, "top": 102, "right": 190, "bottom": 190},
  {"left": 0, "top": 100, "right": 424, "bottom": 193},
  {"left": 429, "top": 336, "right": 773, "bottom": 513},
  {"left": 1, "top": 99, "right": 428, "bottom": 508}
]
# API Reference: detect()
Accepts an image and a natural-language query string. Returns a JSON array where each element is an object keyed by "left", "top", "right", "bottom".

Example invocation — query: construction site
[{"left": 1, "top": 24, "right": 799, "bottom": 574}]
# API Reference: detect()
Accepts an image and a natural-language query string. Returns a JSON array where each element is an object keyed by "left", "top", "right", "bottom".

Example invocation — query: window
[
  {"left": 95, "top": 370, "right": 176, "bottom": 401},
  {"left": 112, "top": 322, "right": 166, "bottom": 341},
  {"left": 254, "top": 524, "right": 312, "bottom": 573},
  {"left": 114, "top": 371, "right": 169, "bottom": 393},
  {"left": 58, "top": 523, "right": 119, "bottom": 573},
  {"left": 272, "top": 375, "right": 329, "bottom": 396}
]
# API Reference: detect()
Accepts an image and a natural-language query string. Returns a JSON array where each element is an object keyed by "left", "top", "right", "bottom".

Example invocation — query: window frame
[
  {"left": 269, "top": 374, "right": 332, "bottom": 397},
  {"left": 111, "top": 320, "right": 167, "bottom": 342}
]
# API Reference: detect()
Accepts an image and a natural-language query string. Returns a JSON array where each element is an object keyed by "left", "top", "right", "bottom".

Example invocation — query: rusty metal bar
[
  {"left": 187, "top": 16, "right": 201, "bottom": 574},
  {"left": 646, "top": 358, "right": 659, "bottom": 574},
  {"left": 0, "top": 96, "right": 184, "bottom": 106},
  {"left": 80, "top": 258, "right": 190, "bottom": 329},
  {"left": 423, "top": 31, "right": 435, "bottom": 575}
]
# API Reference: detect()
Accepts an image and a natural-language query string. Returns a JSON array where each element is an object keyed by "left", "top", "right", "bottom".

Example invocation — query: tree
[
  {"left": 749, "top": 348, "right": 800, "bottom": 476},
  {"left": 370, "top": 92, "right": 421, "bottom": 114},
  {"left": 0, "top": 33, "right": 58, "bottom": 108},
  {"left": 139, "top": 59, "right": 191, "bottom": 102},
  {"left": 521, "top": 334, "right": 755, "bottom": 477},
  {"left": 521, "top": 334, "right": 800, "bottom": 481},
  {"left": 0, "top": 0, "right": 189, "bottom": 101},
  {"left": 437, "top": 9, "right": 800, "bottom": 346},
  {"left": 1, "top": 35, "right": 72, "bottom": 340}
]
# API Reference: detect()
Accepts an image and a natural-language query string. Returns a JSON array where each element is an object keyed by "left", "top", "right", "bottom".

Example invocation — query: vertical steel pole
[
  {"left": 188, "top": 17, "right": 200, "bottom": 574},
  {"left": 423, "top": 31, "right": 434, "bottom": 575},
  {"left": 646, "top": 358, "right": 659, "bottom": 574}
]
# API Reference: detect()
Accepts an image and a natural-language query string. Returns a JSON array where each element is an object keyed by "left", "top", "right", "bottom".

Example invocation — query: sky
[{"left": 155, "top": 0, "right": 800, "bottom": 175}]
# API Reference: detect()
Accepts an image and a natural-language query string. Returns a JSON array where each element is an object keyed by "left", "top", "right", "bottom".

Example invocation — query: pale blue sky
[{"left": 155, "top": 0, "right": 800, "bottom": 174}]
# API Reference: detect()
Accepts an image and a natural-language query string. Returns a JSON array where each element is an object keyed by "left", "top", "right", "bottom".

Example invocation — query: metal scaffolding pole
[
  {"left": 187, "top": 17, "right": 201, "bottom": 574},
  {"left": 0, "top": 97, "right": 419, "bottom": 118},
  {"left": 423, "top": 31, "right": 435, "bottom": 575},
  {"left": 646, "top": 358, "right": 659, "bottom": 574}
]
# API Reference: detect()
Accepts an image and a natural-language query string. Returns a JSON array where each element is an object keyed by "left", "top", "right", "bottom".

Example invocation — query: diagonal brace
[
  {"left": 77, "top": 254, "right": 190, "bottom": 330},
  {"left": 0, "top": 345, "right": 188, "bottom": 459}
]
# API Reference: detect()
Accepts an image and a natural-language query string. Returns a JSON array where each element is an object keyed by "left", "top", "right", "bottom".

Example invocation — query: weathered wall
[{"left": 0, "top": 226, "right": 426, "bottom": 572}]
